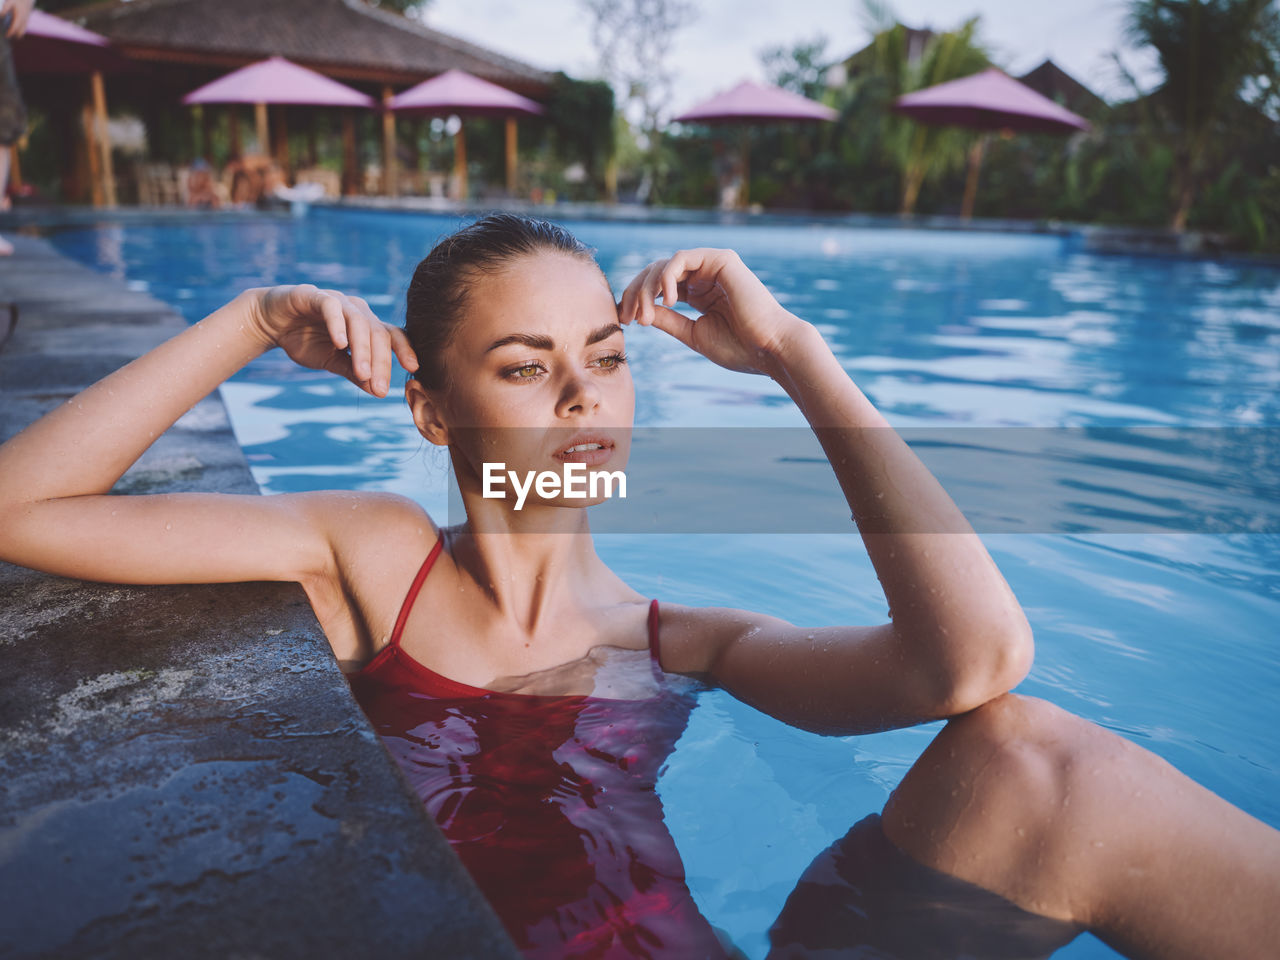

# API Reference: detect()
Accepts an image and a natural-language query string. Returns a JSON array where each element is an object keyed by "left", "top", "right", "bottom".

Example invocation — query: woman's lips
[{"left": 552, "top": 442, "right": 615, "bottom": 466}]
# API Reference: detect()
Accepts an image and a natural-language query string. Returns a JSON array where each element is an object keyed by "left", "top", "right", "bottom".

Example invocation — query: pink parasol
[
  {"left": 182, "top": 56, "right": 376, "bottom": 182},
  {"left": 14, "top": 9, "right": 127, "bottom": 75},
  {"left": 673, "top": 79, "right": 838, "bottom": 124},
  {"left": 893, "top": 67, "right": 1089, "bottom": 134},
  {"left": 182, "top": 56, "right": 377, "bottom": 108},
  {"left": 388, "top": 69, "right": 545, "bottom": 200},
  {"left": 25, "top": 9, "right": 108, "bottom": 47},
  {"left": 893, "top": 68, "right": 1091, "bottom": 219},
  {"left": 387, "top": 68, "right": 544, "bottom": 117},
  {"left": 672, "top": 80, "right": 837, "bottom": 208}
]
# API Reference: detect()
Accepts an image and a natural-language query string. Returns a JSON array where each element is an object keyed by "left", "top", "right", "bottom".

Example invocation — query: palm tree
[
  {"left": 1125, "top": 0, "right": 1280, "bottom": 231},
  {"left": 850, "top": 6, "right": 992, "bottom": 214}
]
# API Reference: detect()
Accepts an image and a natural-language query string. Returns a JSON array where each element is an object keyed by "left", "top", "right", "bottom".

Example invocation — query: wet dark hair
[{"left": 404, "top": 213, "right": 600, "bottom": 392}]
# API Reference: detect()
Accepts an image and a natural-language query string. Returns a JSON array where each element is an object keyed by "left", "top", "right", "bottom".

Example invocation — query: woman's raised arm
[
  {"left": 618, "top": 249, "right": 1032, "bottom": 732},
  {"left": 0, "top": 285, "right": 419, "bottom": 587}
]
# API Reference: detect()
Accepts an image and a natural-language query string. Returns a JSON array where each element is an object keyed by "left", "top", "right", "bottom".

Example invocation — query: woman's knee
[
  {"left": 895, "top": 693, "right": 1087, "bottom": 806},
  {"left": 881, "top": 693, "right": 1100, "bottom": 919}
]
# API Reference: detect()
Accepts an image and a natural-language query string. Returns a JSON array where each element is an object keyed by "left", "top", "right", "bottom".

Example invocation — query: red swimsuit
[{"left": 345, "top": 535, "right": 730, "bottom": 959}]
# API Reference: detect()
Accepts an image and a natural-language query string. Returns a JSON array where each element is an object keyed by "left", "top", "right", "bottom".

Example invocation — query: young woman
[{"left": 0, "top": 214, "right": 1276, "bottom": 960}]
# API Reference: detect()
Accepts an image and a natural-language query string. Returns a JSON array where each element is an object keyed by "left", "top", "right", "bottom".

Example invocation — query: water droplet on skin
[
  {"left": 1092, "top": 840, "right": 1105, "bottom": 848},
  {"left": 1016, "top": 826, "right": 1026, "bottom": 837},
  {"left": 165, "top": 522, "right": 172, "bottom": 531}
]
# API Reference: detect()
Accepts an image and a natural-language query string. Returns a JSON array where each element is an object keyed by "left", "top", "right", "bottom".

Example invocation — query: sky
[{"left": 422, "top": 0, "right": 1165, "bottom": 113}]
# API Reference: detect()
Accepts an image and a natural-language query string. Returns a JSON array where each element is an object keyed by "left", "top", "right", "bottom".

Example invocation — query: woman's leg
[{"left": 882, "top": 693, "right": 1280, "bottom": 960}]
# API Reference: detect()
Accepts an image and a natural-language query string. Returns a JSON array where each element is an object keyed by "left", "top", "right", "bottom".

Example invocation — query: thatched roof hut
[
  {"left": 66, "top": 0, "right": 552, "bottom": 95},
  {"left": 32, "top": 0, "right": 557, "bottom": 203}
]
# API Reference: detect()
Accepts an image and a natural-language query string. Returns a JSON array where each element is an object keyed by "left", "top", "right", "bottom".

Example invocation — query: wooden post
[
  {"left": 739, "top": 126, "right": 750, "bottom": 209},
  {"left": 81, "top": 98, "right": 103, "bottom": 207},
  {"left": 960, "top": 134, "right": 988, "bottom": 221},
  {"left": 381, "top": 85, "right": 397, "bottom": 197},
  {"left": 341, "top": 109, "right": 357, "bottom": 195},
  {"left": 91, "top": 70, "right": 116, "bottom": 207},
  {"left": 453, "top": 119, "right": 467, "bottom": 201},
  {"left": 228, "top": 105, "right": 241, "bottom": 157},
  {"left": 8, "top": 145, "right": 22, "bottom": 193},
  {"left": 505, "top": 115, "right": 517, "bottom": 195},
  {"left": 604, "top": 156, "right": 617, "bottom": 204},
  {"left": 254, "top": 101, "right": 268, "bottom": 155}
]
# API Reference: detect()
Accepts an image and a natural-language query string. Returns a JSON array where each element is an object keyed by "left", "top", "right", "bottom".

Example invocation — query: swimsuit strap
[
  {"left": 389, "top": 534, "right": 665, "bottom": 682},
  {"left": 389, "top": 534, "right": 445, "bottom": 650}
]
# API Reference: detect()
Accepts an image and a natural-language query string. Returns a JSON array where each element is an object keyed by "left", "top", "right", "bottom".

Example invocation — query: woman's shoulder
[
  {"left": 312, "top": 491, "right": 439, "bottom": 577},
  {"left": 286, "top": 491, "right": 440, "bottom": 599},
  {"left": 290, "top": 490, "right": 437, "bottom": 546},
  {"left": 287, "top": 491, "right": 441, "bottom": 661}
]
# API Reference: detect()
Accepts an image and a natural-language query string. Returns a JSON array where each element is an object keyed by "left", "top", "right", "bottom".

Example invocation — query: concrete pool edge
[{"left": 0, "top": 235, "right": 519, "bottom": 959}]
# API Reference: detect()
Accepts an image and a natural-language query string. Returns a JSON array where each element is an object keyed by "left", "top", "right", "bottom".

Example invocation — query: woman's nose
[{"left": 556, "top": 370, "right": 602, "bottom": 417}]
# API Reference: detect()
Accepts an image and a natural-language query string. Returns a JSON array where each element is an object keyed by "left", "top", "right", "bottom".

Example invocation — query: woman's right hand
[{"left": 244, "top": 284, "right": 418, "bottom": 397}]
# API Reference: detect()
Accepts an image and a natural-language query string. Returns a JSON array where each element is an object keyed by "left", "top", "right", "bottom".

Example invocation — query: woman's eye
[
  {"left": 503, "top": 361, "right": 546, "bottom": 381},
  {"left": 595, "top": 352, "right": 629, "bottom": 370}
]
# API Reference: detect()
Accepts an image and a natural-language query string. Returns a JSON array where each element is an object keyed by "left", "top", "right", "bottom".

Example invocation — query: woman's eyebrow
[{"left": 484, "top": 323, "right": 623, "bottom": 354}]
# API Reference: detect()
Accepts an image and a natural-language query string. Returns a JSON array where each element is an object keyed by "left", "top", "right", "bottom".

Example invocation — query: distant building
[{"left": 1017, "top": 59, "right": 1107, "bottom": 114}]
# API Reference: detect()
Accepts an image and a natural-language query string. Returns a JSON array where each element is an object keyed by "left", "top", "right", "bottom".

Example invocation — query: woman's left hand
[{"left": 617, "top": 248, "right": 812, "bottom": 377}]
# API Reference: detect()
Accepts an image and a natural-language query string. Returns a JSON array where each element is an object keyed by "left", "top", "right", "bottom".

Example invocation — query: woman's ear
[{"left": 405, "top": 379, "right": 450, "bottom": 446}]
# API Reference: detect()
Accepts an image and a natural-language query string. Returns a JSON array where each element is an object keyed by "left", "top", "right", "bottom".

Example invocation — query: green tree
[
  {"left": 760, "top": 36, "right": 831, "bottom": 100},
  {"left": 1125, "top": 0, "right": 1280, "bottom": 230},
  {"left": 851, "top": 7, "right": 992, "bottom": 214},
  {"left": 580, "top": 0, "right": 695, "bottom": 202},
  {"left": 544, "top": 72, "right": 616, "bottom": 198}
]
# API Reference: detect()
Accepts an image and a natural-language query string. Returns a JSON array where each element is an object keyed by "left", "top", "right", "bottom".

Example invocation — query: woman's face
[{"left": 414, "top": 249, "right": 635, "bottom": 507}]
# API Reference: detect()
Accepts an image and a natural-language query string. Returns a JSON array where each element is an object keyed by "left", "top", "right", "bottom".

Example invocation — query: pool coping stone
[{"left": 0, "top": 234, "right": 521, "bottom": 960}]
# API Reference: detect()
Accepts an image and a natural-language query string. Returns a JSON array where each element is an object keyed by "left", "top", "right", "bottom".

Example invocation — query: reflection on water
[{"left": 50, "top": 212, "right": 1280, "bottom": 960}]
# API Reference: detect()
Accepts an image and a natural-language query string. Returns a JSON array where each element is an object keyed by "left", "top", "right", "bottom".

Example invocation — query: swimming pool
[{"left": 51, "top": 208, "right": 1280, "bottom": 958}]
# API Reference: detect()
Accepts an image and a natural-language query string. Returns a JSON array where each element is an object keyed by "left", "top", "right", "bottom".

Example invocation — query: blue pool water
[{"left": 50, "top": 209, "right": 1280, "bottom": 959}]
